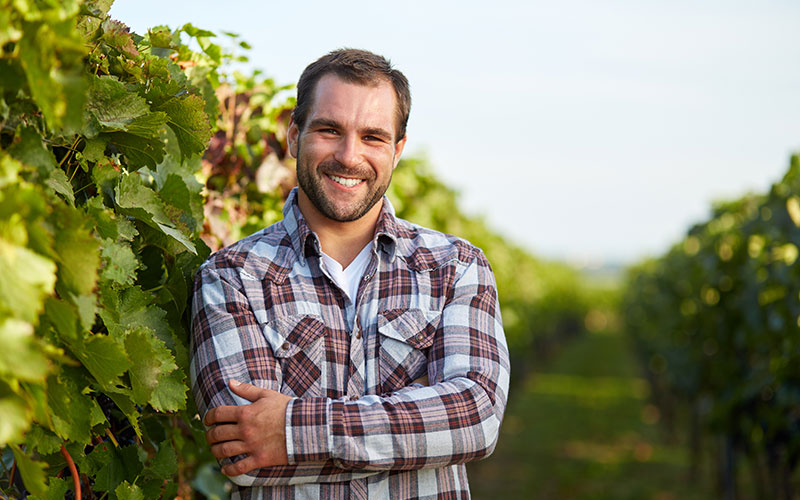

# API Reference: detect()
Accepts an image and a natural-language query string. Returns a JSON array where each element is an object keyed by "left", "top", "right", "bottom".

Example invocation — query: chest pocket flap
[
  {"left": 265, "top": 314, "right": 326, "bottom": 359},
  {"left": 377, "top": 308, "right": 441, "bottom": 349}
]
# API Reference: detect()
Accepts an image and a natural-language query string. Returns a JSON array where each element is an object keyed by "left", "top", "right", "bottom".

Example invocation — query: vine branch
[{"left": 60, "top": 444, "right": 81, "bottom": 500}]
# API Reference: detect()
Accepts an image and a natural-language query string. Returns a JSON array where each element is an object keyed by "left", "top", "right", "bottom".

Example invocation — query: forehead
[{"left": 308, "top": 74, "right": 398, "bottom": 133}]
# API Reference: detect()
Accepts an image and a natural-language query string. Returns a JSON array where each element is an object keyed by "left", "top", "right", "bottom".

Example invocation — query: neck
[{"left": 297, "top": 192, "right": 382, "bottom": 268}]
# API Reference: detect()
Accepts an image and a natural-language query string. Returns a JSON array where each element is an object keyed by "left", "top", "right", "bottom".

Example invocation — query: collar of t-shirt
[{"left": 320, "top": 242, "right": 373, "bottom": 304}]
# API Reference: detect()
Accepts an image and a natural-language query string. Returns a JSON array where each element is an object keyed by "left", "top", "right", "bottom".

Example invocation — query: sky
[{"left": 110, "top": 0, "right": 800, "bottom": 264}]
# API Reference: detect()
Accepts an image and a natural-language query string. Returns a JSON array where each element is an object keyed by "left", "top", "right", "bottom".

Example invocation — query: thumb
[{"left": 228, "top": 379, "right": 267, "bottom": 402}]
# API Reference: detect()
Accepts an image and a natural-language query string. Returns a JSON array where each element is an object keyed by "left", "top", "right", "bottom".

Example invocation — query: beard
[{"left": 296, "top": 155, "right": 392, "bottom": 223}]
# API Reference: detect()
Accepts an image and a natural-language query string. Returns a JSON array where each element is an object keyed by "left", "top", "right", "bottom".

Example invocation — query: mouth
[{"left": 327, "top": 174, "right": 364, "bottom": 188}]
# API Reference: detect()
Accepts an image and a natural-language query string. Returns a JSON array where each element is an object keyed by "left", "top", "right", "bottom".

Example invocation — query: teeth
[{"left": 329, "top": 175, "right": 363, "bottom": 187}]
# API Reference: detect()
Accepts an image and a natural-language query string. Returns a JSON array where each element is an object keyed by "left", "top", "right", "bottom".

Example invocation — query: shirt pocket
[
  {"left": 377, "top": 308, "right": 441, "bottom": 394},
  {"left": 264, "top": 314, "right": 326, "bottom": 397}
]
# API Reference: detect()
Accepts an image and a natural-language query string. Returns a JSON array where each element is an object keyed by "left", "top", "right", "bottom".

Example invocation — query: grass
[{"left": 467, "top": 327, "right": 712, "bottom": 499}]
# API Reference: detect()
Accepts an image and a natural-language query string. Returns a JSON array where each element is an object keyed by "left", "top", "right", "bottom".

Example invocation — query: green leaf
[
  {"left": 87, "top": 76, "right": 152, "bottom": 131},
  {"left": 146, "top": 440, "right": 178, "bottom": 479},
  {"left": 115, "top": 173, "right": 196, "bottom": 254},
  {"left": 86, "top": 195, "right": 138, "bottom": 242},
  {"left": 104, "top": 131, "right": 166, "bottom": 169},
  {"left": 0, "top": 239, "right": 57, "bottom": 323},
  {"left": 45, "top": 167, "right": 74, "bottom": 205},
  {"left": 51, "top": 204, "right": 100, "bottom": 296},
  {"left": 0, "top": 318, "right": 50, "bottom": 381},
  {"left": 82, "top": 136, "right": 107, "bottom": 163},
  {"left": 72, "top": 334, "right": 131, "bottom": 391},
  {"left": 73, "top": 293, "right": 98, "bottom": 331},
  {"left": 0, "top": 153, "right": 22, "bottom": 189},
  {"left": 18, "top": 18, "right": 87, "bottom": 132},
  {"left": 47, "top": 371, "right": 94, "bottom": 444},
  {"left": 124, "top": 327, "right": 178, "bottom": 406},
  {"left": 9, "top": 126, "right": 58, "bottom": 176},
  {"left": 25, "top": 425, "right": 62, "bottom": 455},
  {"left": 150, "top": 368, "right": 187, "bottom": 412},
  {"left": 43, "top": 297, "right": 79, "bottom": 344},
  {"left": 115, "top": 480, "right": 145, "bottom": 500},
  {"left": 29, "top": 476, "right": 70, "bottom": 500},
  {"left": 11, "top": 444, "right": 48, "bottom": 497},
  {"left": 0, "top": 386, "right": 31, "bottom": 446},
  {"left": 100, "top": 239, "right": 140, "bottom": 286},
  {"left": 105, "top": 388, "right": 142, "bottom": 437},
  {"left": 153, "top": 93, "right": 213, "bottom": 160}
]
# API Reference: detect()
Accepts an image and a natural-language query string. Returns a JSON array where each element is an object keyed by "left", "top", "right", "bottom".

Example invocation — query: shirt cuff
[{"left": 285, "top": 396, "right": 339, "bottom": 463}]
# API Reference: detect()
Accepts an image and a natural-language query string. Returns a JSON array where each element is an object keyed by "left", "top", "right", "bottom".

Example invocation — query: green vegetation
[
  {"left": 623, "top": 157, "right": 800, "bottom": 498},
  {"left": 468, "top": 326, "right": 712, "bottom": 500}
]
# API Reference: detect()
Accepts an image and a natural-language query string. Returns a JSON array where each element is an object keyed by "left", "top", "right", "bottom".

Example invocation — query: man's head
[{"left": 292, "top": 48, "right": 411, "bottom": 143}]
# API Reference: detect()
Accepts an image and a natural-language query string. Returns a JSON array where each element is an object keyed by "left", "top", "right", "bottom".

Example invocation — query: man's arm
[
  {"left": 209, "top": 250, "right": 511, "bottom": 474},
  {"left": 190, "top": 263, "right": 381, "bottom": 486}
]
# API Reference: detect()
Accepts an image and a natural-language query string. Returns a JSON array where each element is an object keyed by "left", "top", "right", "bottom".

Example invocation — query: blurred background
[{"left": 109, "top": 1, "right": 800, "bottom": 498}]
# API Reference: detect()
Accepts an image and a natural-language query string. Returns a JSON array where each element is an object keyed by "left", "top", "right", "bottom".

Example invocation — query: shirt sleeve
[
  {"left": 189, "top": 262, "right": 382, "bottom": 486},
  {"left": 285, "top": 250, "right": 511, "bottom": 470}
]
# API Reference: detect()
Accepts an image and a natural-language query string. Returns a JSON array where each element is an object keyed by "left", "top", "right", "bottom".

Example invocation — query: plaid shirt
[{"left": 190, "top": 189, "right": 510, "bottom": 499}]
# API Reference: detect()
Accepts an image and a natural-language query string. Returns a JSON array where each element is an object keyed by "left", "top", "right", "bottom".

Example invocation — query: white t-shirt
[{"left": 320, "top": 242, "right": 373, "bottom": 318}]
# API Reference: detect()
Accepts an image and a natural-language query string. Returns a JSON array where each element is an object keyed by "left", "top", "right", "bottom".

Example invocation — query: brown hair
[{"left": 292, "top": 48, "right": 411, "bottom": 143}]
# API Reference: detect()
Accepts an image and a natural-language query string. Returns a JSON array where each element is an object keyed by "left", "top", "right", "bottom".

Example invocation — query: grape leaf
[
  {"left": 45, "top": 167, "right": 75, "bottom": 205},
  {"left": 0, "top": 388, "right": 30, "bottom": 446},
  {"left": 87, "top": 75, "right": 151, "bottom": 131},
  {"left": 25, "top": 425, "right": 63, "bottom": 455},
  {"left": 0, "top": 318, "right": 50, "bottom": 382},
  {"left": 100, "top": 239, "right": 139, "bottom": 286},
  {"left": 0, "top": 239, "right": 57, "bottom": 323},
  {"left": 51, "top": 204, "right": 100, "bottom": 297},
  {"left": 47, "top": 371, "right": 95, "bottom": 444},
  {"left": 150, "top": 368, "right": 187, "bottom": 412},
  {"left": 152, "top": 93, "right": 212, "bottom": 160},
  {"left": 115, "top": 481, "right": 145, "bottom": 500},
  {"left": 115, "top": 172, "right": 196, "bottom": 253},
  {"left": 145, "top": 440, "right": 178, "bottom": 479},
  {"left": 11, "top": 444, "right": 48, "bottom": 496},
  {"left": 105, "top": 388, "right": 142, "bottom": 437},
  {"left": 18, "top": 18, "right": 87, "bottom": 132},
  {"left": 72, "top": 334, "right": 131, "bottom": 391},
  {"left": 29, "top": 476, "right": 70, "bottom": 500},
  {"left": 82, "top": 136, "right": 107, "bottom": 163},
  {"left": 8, "top": 126, "right": 58, "bottom": 176},
  {"left": 124, "top": 327, "right": 178, "bottom": 405}
]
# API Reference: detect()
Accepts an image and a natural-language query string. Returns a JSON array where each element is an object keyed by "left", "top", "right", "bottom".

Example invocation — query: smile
[{"left": 327, "top": 174, "right": 364, "bottom": 188}]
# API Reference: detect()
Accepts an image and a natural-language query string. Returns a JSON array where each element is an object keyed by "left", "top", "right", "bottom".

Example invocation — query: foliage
[
  {"left": 0, "top": 1, "right": 222, "bottom": 497},
  {"left": 622, "top": 155, "right": 800, "bottom": 497}
]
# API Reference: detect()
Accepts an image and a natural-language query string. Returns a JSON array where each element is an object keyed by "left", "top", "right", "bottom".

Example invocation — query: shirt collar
[{"left": 281, "top": 188, "right": 399, "bottom": 264}]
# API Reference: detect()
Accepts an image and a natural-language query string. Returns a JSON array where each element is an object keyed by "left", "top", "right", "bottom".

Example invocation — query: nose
[{"left": 333, "top": 133, "right": 363, "bottom": 169}]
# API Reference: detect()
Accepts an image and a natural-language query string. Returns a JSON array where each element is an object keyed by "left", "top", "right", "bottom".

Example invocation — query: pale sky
[{"left": 111, "top": 0, "right": 800, "bottom": 264}]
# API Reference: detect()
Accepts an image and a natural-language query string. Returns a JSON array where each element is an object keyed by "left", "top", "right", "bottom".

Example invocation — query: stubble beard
[{"left": 296, "top": 147, "right": 392, "bottom": 223}]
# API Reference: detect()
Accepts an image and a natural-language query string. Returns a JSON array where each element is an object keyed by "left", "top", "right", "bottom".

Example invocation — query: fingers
[
  {"left": 210, "top": 440, "right": 248, "bottom": 460},
  {"left": 221, "top": 456, "right": 259, "bottom": 477},
  {"left": 228, "top": 379, "right": 268, "bottom": 402},
  {"left": 205, "top": 423, "right": 241, "bottom": 445},
  {"left": 203, "top": 405, "right": 239, "bottom": 426}
]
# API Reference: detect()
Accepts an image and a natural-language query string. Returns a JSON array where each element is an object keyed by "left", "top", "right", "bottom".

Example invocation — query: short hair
[{"left": 292, "top": 48, "right": 411, "bottom": 143}]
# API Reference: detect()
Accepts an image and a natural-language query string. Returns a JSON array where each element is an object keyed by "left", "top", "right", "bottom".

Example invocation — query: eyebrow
[{"left": 307, "top": 118, "right": 393, "bottom": 141}]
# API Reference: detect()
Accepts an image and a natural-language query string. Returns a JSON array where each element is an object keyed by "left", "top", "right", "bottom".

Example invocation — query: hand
[{"left": 204, "top": 379, "right": 292, "bottom": 476}]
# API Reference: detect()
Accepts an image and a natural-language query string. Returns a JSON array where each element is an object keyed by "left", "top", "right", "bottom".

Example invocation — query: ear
[
  {"left": 287, "top": 117, "right": 300, "bottom": 158},
  {"left": 392, "top": 134, "right": 407, "bottom": 169}
]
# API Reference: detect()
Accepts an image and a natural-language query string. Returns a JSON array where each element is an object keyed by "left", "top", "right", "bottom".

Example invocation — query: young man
[{"left": 191, "top": 49, "right": 510, "bottom": 499}]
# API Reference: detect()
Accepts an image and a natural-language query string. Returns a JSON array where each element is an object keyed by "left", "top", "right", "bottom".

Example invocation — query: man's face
[{"left": 288, "top": 74, "right": 407, "bottom": 224}]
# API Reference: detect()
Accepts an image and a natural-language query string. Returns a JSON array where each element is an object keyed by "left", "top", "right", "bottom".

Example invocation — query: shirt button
[
  {"left": 282, "top": 342, "right": 290, "bottom": 350},
  {"left": 350, "top": 395, "right": 358, "bottom": 401},
  {"left": 355, "top": 331, "right": 362, "bottom": 339},
  {"left": 416, "top": 333, "right": 424, "bottom": 342}
]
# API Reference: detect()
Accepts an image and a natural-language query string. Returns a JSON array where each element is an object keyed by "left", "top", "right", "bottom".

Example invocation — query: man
[{"left": 191, "top": 48, "right": 510, "bottom": 499}]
